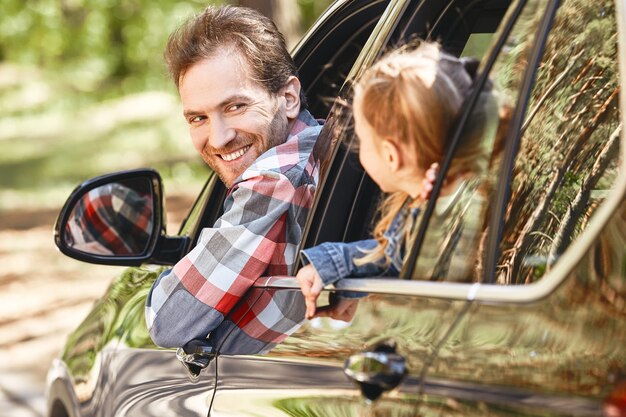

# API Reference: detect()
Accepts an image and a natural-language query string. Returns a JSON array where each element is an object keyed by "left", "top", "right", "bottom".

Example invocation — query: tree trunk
[
  {"left": 236, "top": 0, "right": 302, "bottom": 48},
  {"left": 505, "top": 86, "right": 619, "bottom": 283},
  {"left": 521, "top": 49, "right": 584, "bottom": 135},
  {"left": 548, "top": 123, "right": 621, "bottom": 261}
]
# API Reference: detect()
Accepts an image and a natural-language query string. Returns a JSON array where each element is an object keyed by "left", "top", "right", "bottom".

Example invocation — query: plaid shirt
[
  {"left": 66, "top": 183, "right": 153, "bottom": 256},
  {"left": 206, "top": 280, "right": 307, "bottom": 355},
  {"left": 146, "top": 110, "right": 322, "bottom": 349}
]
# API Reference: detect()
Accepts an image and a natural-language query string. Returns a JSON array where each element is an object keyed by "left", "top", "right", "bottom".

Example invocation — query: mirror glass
[{"left": 63, "top": 178, "right": 155, "bottom": 256}]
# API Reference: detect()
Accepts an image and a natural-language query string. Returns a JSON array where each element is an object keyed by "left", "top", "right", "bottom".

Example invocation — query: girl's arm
[{"left": 296, "top": 239, "right": 386, "bottom": 318}]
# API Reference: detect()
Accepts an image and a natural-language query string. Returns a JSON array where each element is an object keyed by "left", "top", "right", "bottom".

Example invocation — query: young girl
[{"left": 296, "top": 42, "right": 506, "bottom": 320}]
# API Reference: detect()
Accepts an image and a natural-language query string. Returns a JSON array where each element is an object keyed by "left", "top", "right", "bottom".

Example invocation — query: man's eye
[
  {"left": 188, "top": 115, "right": 206, "bottom": 124},
  {"left": 226, "top": 103, "right": 246, "bottom": 112}
]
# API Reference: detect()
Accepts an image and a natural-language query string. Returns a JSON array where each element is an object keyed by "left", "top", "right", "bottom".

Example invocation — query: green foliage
[
  {"left": 0, "top": 79, "right": 208, "bottom": 211},
  {"left": 0, "top": 1, "right": 330, "bottom": 212},
  {"left": 0, "top": 0, "right": 333, "bottom": 97},
  {"left": 0, "top": 0, "right": 218, "bottom": 96},
  {"left": 297, "top": 0, "right": 334, "bottom": 30},
  {"left": 0, "top": 1, "right": 222, "bottom": 211}
]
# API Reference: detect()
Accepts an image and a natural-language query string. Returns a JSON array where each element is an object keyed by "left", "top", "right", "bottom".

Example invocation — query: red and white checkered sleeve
[{"left": 145, "top": 171, "right": 297, "bottom": 348}]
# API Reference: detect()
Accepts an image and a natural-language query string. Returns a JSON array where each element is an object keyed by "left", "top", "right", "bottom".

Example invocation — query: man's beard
[{"left": 204, "top": 112, "right": 291, "bottom": 188}]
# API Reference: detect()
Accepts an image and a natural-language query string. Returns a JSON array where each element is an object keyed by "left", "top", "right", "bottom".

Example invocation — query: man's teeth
[{"left": 221, "top": 146, "right": 250, "bottom": 161}]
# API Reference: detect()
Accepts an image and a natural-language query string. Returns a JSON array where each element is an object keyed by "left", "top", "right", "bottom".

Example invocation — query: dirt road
[{"left": 0, "top": 194, "right": 194, "bottom": 416}]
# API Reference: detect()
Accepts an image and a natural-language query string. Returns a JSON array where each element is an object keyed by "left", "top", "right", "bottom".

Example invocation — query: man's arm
[{"left": 145, "top": 171, "right": 298, "bottom": 348}]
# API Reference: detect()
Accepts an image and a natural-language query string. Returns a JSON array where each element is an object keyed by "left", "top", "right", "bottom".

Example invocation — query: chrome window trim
[
  {"left": 261, "top": 0, "right": 626, "bottom": 305},
  {"left": 290, "top": 0, "right": 351, "bottom": 56}
]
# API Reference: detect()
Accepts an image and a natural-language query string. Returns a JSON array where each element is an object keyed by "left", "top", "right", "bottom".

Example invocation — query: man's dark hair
[{"left": 165, "top": 5, "right": 306, "bottom": 107}]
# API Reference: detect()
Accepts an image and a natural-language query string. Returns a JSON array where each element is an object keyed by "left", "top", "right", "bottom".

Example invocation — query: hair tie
[
  {"left": 460, "top": 57, "right": 480, "bottom": 81},
  {"left": 461, "top": 56, "right": 492, "bottom": 93}
]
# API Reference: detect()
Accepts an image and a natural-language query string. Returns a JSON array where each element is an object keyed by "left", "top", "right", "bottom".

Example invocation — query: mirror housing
[{"left": 54, "top": 169, "right": 189, "bottom": 266}]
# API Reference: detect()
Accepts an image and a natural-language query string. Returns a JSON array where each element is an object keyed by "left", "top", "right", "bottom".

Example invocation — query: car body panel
[
  {"left": 110, "top": 349, "right": 216, "bottom": 417},
  {"left": 208, "top": 198, "right": 626, "bottom": 417},
  {"left": 46, "top": 0, "right": 626, "bottom": 415},
  {"left": 211, "top": 292, "right": 471, "bottom": 415}
]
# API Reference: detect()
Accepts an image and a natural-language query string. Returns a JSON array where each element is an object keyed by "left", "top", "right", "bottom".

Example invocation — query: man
[{"left": 145, "top": 5, "right": 323, "bottom": 349}]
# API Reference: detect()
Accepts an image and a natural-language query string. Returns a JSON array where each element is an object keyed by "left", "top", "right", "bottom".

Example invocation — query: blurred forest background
[
  {"left": 0, "top": 0, "right": 332, "bottom": 214},
  {"left": 0, "top": 2, "right": 332, "bottom": 414}
]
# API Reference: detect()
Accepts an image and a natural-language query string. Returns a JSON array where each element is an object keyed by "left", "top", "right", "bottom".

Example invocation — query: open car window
[
  {"left": 302, "top": 0, "right": 514, "bottom": 272},
  {"left": 403, "top": 0, "right": 542, "bottom": 282},
  {"left": 182, "top": 0, "right": 390, "bottom": 245}
]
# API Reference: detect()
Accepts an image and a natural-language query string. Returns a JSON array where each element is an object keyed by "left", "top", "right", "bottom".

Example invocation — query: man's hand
[
  {"left": 296, "top": 264, "right": 324, "bottom": 319},
  {"left": 316, "top": 293, "right": 359, "bottom": 322}
]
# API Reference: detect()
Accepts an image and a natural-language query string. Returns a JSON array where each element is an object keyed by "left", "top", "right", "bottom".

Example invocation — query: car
[{"left": 46, "top": 0, "right": 626, "bottom": 416}]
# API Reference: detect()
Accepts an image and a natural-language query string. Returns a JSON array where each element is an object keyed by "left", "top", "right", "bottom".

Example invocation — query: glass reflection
[
  {"left": 496, "top": 0, "right": 620, "bottom": 284},
  {"left": 64, "top": 178, "right": 154, "bottom": 256},
  {"left": 407, "top": 74, "right": 507, "bottom": 282}
]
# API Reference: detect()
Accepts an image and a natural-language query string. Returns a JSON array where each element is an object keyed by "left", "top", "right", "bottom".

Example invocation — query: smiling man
[{"left": 145, "top": 5, "right": 323, "bottom": 349}]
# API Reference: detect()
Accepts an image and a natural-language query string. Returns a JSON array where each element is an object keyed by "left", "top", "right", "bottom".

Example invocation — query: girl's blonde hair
[{"left": 355, "top": 41, "right": 507, "bottom": 266}]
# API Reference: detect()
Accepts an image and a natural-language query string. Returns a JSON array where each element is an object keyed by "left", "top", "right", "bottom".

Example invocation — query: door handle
[
  {"left": 176, "top": 339, "right": 215, "bottom": 381},
  {"left": 344, "top": 347, "right": 407, "bottom": 401}
]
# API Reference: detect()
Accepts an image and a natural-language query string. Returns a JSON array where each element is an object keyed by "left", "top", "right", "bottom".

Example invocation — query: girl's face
[{"left": 353, "top": 94, "right": 399, "bottom": 194}]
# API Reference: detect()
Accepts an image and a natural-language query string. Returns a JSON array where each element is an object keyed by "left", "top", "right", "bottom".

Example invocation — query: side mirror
[{"left": 54, "top": 169, "right": 188, "bottom": 266}]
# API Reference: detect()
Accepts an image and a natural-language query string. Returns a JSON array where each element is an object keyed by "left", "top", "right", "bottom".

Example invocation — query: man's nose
[{"left": 208, "top": 116, "right": 236, "bottom": 149}]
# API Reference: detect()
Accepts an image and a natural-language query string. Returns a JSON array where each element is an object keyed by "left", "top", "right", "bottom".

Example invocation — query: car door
[
  {"left": 209, "top": 0, "right": 626, "bottom": 415},
  {"left": 208, "top": 0, "right": 519, "bottom": 416},
  {"left": 414, "top": 0, "right": 626, "bottom": 413},
  {"left": 96, "top": 1, "right": 392, "bottom": 417}
]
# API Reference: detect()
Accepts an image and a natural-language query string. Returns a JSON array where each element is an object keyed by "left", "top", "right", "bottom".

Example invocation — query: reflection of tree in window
[
  {"left": 497, "top": 0, "right": 620, "bottom": 284},
  {"left": 589, "top": 204, "right": 626, "bottom": 311}
]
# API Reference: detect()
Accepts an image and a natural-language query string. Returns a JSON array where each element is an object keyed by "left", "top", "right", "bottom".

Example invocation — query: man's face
[{"left": 179, "top": 48, "right": 293, "bottom": 187}]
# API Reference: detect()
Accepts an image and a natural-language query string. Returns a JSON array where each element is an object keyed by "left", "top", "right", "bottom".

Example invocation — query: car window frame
[
  {"left": 293, "top": 0, "right": 392, "bottom": 118},
  {"left": 299, "top": 0, "right": 502, "bottom": 252},
  {"left": 298, "top": 0, "right": 521, "bottom": 265},
  {"left": 296, "top": 0, "right": 413, "bottom": 254},
  {"left": 264, "top": 0, "right": 626, "bottom": 305},
  {"left": 478, "top": 0, "right": 561, "bottom": 285}
]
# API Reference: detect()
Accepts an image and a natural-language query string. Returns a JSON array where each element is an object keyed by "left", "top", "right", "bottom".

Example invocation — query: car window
[
  {"left": 297, "top": 0, "right": 391, "bottom": 118},
  {"left": 492, "top": 0, "right": 620, "bottom": 284},
  {"left": 403, "top": 0, "right": 620, "bottom": 284},
  {"left": 185, "top": 0, "right": 390, "bottom": 246},
  {"left": 303, "top": 0, "right": 515, "bottom": 260},
  {"left": 422, "top": 0, "right": 510, "bottom": 56}
]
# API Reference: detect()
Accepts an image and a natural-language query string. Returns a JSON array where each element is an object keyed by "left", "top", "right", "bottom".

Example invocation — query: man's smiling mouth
[{"left": 220, "top": 145, "right": 251, "bottom": 162}]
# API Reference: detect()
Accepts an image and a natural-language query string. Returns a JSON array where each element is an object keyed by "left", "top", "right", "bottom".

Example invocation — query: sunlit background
[
  {"left": 0, "top": 0, "right": 333, "bottom": 212},
  {"left": 0, "top": 1, "right": 332, "bottom": 415}
]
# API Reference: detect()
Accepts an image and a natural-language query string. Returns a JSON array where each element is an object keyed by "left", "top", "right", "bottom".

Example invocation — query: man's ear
[
  {"left": 281, "top": 76, "right": 301, "bottom": 119},
  {"left": 382, "top": 139, "right": 403, "bottom": 172}
]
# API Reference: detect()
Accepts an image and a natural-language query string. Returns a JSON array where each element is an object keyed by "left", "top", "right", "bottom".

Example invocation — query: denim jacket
[
  {"left": 301, "top": 178, "right": 485, "bottom": 298},
  {"left": 301, "top": 202, "right": 418, "bottom": 297}
]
